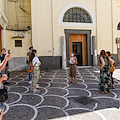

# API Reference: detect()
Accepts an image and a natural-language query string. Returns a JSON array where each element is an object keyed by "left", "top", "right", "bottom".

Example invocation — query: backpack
[
  {"left": 109, "top": 62, "right": 115, "bottom": 72},
  {"left": 26, "top": 62, "right": 34, "bottom": 73}
]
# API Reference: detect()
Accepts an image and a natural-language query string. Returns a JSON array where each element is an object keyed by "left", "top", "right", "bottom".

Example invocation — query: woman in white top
[
  {"left": 65, "top": 51, "right": 77, "bottom": 84},
  {"left": 32, "top": 49, "right": 41, "bottom": 93},
  {"left": 0, "top": 54, "right": 11, "bottom": 120}
]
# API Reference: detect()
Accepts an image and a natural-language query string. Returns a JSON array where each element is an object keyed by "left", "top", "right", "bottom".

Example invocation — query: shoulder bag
[
  {"left": 109, "top": 62, "right": 115, "bottom": 72},
  {"left": 0, "top": 86, "right": 8, "bottom": 102}
]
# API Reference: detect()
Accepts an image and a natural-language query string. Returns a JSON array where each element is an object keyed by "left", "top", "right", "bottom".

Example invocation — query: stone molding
[
  {"left": 64, "top": 29, "right": 92, "bottom": 66},
  {"left": 59, "top": 2, "right": 96, "bottom": 27}
]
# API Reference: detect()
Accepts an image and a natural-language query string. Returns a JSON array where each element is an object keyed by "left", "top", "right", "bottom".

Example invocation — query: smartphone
[{"left": 8, "top": 50, "right": 10, "bottom": 55}]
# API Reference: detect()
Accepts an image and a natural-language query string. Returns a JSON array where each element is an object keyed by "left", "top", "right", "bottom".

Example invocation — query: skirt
[
  {"left": 98, "top": 68, "right": 112, "bottom": 92},
  {"left": 69, "top": 64, "right": 76, "bottom": 77}
]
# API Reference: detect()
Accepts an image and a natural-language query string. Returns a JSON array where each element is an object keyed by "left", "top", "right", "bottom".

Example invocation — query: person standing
[
  {"left": 27, "top": 47, "right": 33, "bottom": 62},
  {"left": 32, "top": 49, "right": 41, "bottom": 93},
  {"left": 27, "top": 47, "right": 33, "bottom": 84},
  {"left": 0, "top": 48, "right": 9, "bottom": 85},
  {"left": 106, "top": 51, "right": 115, "bottom": 89},
  {"left": 98, "top": 50, "right": 114, "bottom": 94},
  {"left": 65, "top": 51, "right": 77, "bottom": 84},
  {"left": 0, "top": 48, "right": 9, "bottom": 75},
  {"left": 27, "top": 53, "right": 35, "bottom": 84},
  {"left": 0, "top": 53, "right": 11, "bottom": 120}
]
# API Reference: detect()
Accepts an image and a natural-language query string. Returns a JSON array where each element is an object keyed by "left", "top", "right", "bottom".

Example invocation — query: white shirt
[
  {"left": 69, "top": 57, "right": 75, "bottom": 64},
  {"left": 32, "top": 56, "right": 40, "bottom": 66}
]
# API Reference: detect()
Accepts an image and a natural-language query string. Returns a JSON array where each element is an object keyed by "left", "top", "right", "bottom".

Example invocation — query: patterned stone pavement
[{"left": 2, "top": 67, "right": 120, "bottom": 120}]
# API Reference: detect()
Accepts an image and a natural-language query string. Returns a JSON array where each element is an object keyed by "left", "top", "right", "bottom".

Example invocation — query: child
[{"left": 32, "top": 49, "right": 41, "bottom": 93}]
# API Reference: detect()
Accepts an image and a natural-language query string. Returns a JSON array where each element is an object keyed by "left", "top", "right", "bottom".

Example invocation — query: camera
[{"left": 8, "top": 50, "right": 10, "bottom": 55}]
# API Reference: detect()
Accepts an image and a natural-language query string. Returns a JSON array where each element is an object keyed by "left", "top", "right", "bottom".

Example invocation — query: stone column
[
  {"left": 117, "top": 47, "right": 120, "bottom": 64},
  {"left": 92, "top": 36, "right": 97, "bottom": 66},
  {"left": 2, "top": 27, "right": 6, "bottom": 48},
  {"left": 61, "top": 36, "right": 66, "bottom": 69}
]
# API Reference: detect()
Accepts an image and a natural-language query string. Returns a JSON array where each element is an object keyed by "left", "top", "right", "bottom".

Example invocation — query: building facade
[
  {"left": 0, "top": 0, "right": 32, "bottom": 70},
  {"left": 0, "top": 0, "right": 120, "bottom": 70}
]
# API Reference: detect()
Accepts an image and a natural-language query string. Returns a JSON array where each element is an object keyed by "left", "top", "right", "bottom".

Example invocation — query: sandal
[
  {"left": 70, "top": 81, "right": 73, "bottom": 83},
  {"left": 104, "top": 91, "right": 108, "bottom": 94},
  {"left": 100, "top": 91, "right": 104, "bottom": 94},
  {"left": 108, "top": 89, "right": 111, "bottom": 92},
  {"left": 75, "top": 82, "right": 77, "bottom": 84},
  {"left": 112, "top": 85, "right": 115, "bottom": 89}
]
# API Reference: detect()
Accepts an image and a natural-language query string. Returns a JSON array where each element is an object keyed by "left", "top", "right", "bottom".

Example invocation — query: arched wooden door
[{"left": 69, "top": 34, "right": 87, "bottom": 66}]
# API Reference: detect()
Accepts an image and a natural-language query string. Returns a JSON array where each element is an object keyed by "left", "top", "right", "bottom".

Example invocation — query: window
[
  {"left": 63, "top": 7, "right": 92, "bottom": 23},
  {"left": 117, "top": 22, "right": 120, "bottom": 30},
  {"left": 15, "top": 40, "right": 22, "bottom": 47}
]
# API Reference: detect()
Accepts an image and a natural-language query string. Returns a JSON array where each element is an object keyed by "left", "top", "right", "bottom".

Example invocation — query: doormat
[{"left": 74, "top": 96, "right": 97, "bottom": 105}]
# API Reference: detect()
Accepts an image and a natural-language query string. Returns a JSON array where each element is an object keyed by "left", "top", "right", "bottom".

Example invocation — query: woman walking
[
  {"left": 65, "top": 51, "right": 77, "bottom": 84},
  {"left": 98, "top": 50, "right": 114, "bottom": 93},
  {"left": 106, "top": 51, "right": 115, "bottom": 89},
  {"left": 32, "top": 49, "right": 41, "bottom": 93}
]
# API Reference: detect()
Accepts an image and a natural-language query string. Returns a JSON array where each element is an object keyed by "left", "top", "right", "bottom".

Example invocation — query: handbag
[
  {"left": 109, "top": 62, "right": 115, "bottom": 72},
  {"left": 0, "top": 87, "right": 8, "bottom": 102}
]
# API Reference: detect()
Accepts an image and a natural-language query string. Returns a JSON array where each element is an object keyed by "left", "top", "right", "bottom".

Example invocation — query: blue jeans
[{"left": 29, "top": 72, "right": 32, "bottom": 81}]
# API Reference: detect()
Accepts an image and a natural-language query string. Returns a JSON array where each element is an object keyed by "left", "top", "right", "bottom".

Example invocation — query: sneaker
[
  {"left": 29, "top": 87, "right": 33, "bottom": 91},
  {"left": 29, "top": 81, "right": 32, "bottom": 85},
  {"left": 33, "top": 89, "right": 40, "bottom": 93},
  {"left": 36, "top": 84, "right": 40, "bottom": 88}
]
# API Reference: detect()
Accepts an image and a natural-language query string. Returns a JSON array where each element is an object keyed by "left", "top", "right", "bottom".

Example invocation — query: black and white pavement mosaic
[{"left": 3, "top": 67, "right": 120, "bottom": 120}]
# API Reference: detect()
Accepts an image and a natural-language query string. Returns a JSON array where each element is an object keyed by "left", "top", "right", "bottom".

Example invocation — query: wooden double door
[{"left": 69, "top": 34, "right": 87, "bottom": 66}]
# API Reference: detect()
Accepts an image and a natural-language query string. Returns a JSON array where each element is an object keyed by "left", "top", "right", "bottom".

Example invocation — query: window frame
[
  {"left": 59, "top": 3, "right": 96, "bottom": 27},
  {"left": 117, "top": 22, "right": 120, "bottom": 31},
  {"left": 15, "top": 40, "right": 22, "bottom": 47},
  {"left": 63, "top": 7, "right": 92, "bottom": 23}
]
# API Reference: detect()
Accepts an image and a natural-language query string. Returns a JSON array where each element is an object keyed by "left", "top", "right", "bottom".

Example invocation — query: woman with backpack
[{"left": 32, "top": 49, "right": 41, "bottom": 93}]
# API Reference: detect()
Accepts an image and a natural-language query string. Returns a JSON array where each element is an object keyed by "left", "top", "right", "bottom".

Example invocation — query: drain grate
[{"left": 74, "top": 96, "right": 97, "bottom": 105}]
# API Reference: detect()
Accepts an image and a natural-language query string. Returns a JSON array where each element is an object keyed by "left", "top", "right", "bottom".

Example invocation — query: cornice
[{"left": 0, "top": 8, "right": 8, "bottom": 28}]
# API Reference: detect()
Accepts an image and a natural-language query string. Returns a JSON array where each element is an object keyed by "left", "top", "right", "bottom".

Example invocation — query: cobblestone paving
[{"left": 3, "top": 67, "right": 120, "bottom": 120}]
